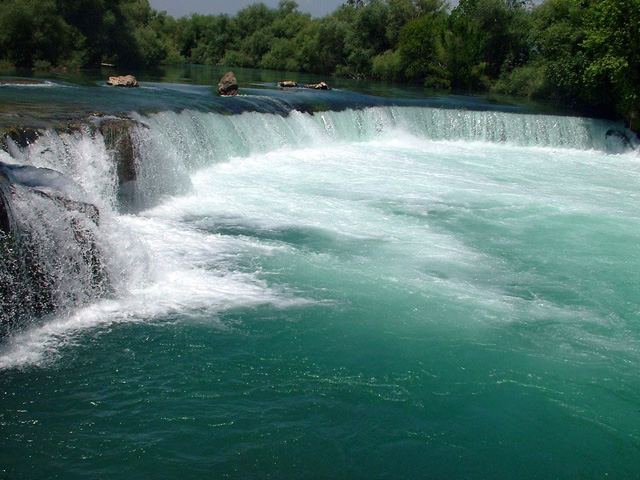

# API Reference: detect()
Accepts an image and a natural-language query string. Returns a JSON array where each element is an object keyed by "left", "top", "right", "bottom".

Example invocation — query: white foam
[
  {"left": 2, "top": 106, "right": 637, "bottom": 369},
  {"left": 0, "top": 204, "right": 313, "bottom": 369}
]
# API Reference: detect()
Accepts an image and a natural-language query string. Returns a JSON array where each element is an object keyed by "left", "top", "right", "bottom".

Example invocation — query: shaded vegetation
[{"left": 0, "top": 0, "right": 639, "bottom": 128}]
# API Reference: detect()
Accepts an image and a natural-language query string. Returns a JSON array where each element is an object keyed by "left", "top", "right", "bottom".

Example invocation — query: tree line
[{"left": 0, "top": 0, "right": 638, "bottom": 129}]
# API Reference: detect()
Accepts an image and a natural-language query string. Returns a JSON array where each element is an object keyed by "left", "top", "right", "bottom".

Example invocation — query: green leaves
[
  {"left": 581, "top": 0, "right": 640, "bottom": 122},
  {"left": 0, "top": 0, "right": 173, "bottom": 68},
  {"left": 0, "top": 0, "right": 75, "bottom": 68},
  {"left": 398, "top": 13, "right": 448, "bottom": 87}
]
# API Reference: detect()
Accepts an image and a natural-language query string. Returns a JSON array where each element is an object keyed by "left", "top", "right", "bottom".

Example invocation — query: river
[{"left": 0, "top": 66, "right": 638, "bottom": 478}]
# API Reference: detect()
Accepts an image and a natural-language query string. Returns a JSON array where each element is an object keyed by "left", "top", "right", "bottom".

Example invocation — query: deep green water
[{"left": 0, "top": 69, "right": 639, "bottom": 479}]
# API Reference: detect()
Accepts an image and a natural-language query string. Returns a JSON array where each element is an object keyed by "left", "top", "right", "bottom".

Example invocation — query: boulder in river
[
  {"left": 277, "top": 80, "right": 330, "bottom": 90},
  {"left": 218, "top": 72, "right": 238, "bottom": 96},
  {"left": 306, "top": 82, "right": 330, "bottom": 90},
  {"left": 106, "top": 75, "right": 139, "bottom": 88}
]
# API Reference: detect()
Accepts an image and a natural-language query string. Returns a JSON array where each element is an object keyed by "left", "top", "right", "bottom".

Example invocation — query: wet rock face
[
  {"left": 99, "top": 119, "right": 137, "bottom": 185},
  {"left": 218, "top": 72, "right": 238, "bottom": 96},
  {"left": 0, "top": 162, "right": 108, "bottom": 336},
  {"left": 106, "top": 75, "right": 139, "bottom": 87},
  {"left": 0, "top": 171, "right": 12, "bottom": 235},
  {"left": 1, "top": 127, "right": 40, "bottom": 151},
  {"left": 0, "top": 116, "right": 152, "bottom": 334},
  {"left": 99, "top": 118, "right": 140, "bottom": 209}
]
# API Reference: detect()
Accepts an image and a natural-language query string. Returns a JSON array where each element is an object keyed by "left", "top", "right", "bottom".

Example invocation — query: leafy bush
[
  {"left": 371, "top": 50, "right": 403, "bottom": 81},
  {"left": 494, "top": 63, "right": 548, "bottom": 97}
]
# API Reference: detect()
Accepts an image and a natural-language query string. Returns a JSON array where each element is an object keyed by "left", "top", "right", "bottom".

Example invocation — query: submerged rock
[
  {"left": 0, "top": 78, "right": 44, "bottom": 86},
  {"left": 106, "top": 75, "right": 139, "bottom": 88},
  {"left": 605, "top": 129, "right": 633, "bottom": 152},
  {"left": 218, "top": 72, "right": 238, "bottom": 96}
]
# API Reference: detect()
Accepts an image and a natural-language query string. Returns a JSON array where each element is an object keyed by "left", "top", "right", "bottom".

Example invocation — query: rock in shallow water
[
  {"left": 278, "top": 80, "right": 330, "bottom": 90},
  {"left": 106, "top": 75, "right": 139, "bottom": 88},
  {"left": 278, "top": 80, "right": 299, "bottom": 88},
  {"left": 218, "top": 72, "right": 238, "bottom": 96}
]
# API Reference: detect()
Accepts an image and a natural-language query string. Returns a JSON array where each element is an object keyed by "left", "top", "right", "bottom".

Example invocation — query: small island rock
[
  {"left": 106, "top": 75, "right": 139, "bottom": 88},
  {"left": 307, "top": 81, "right": 330, "bottom": 90},
  {"left": 277, "top": 80, "right": 330, "bottom": 90},
  {"left": 218, "top": 72, "right": 238, "bottom": 96}
]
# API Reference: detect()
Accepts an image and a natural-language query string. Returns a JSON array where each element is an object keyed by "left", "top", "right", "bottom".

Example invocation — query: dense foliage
[
  {"left": 0, "top": 0, "right": 172, "bottom": 69},
  {"left": 0, "top": 0, "right": 638, "bottom": 127}
]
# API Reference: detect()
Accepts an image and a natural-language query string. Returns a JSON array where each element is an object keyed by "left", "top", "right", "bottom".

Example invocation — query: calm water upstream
[{"left": 0, "top": 67, "right": 639, "bottom": 479}]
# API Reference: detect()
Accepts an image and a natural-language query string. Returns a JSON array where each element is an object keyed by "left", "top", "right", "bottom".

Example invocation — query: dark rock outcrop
[
  {"left": 0, "top": 170, "right": 14, "bottom": 235},
  {"left": 99, "top": 118, "right": 141, "bottom": 210},
  {"left": 0, "top": 162, "right": 108, "bottom": 336},
  {"left": 1, "top": 127, "right": 40, "bottom": 151},
  {"left": 218, "top": 72, "right": 238, "bottom": 96},
  {"left": 106, "top": 75, "right": 139, "bottom": 87},
  {"left": 99, "top": 119, "right": 137, "bottom": 185}
]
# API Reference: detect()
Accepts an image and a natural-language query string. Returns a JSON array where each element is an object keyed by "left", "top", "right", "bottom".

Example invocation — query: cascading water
[
  {"left": 0, "top": 103, "right": 635, "bottom": 341},
  {"left": 0, "top": 80, "right": 638, "bottom": 479}
]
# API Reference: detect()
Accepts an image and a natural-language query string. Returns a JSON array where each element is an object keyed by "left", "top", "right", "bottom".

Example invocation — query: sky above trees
[
  {"left": 147, "top": 0, "right": 346, "bottom": 18},
  {"left": 145, "top": 0, "right": 546, "bottom": 19}
]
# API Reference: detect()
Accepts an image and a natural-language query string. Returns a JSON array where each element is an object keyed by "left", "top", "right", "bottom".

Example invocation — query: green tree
[
  {"left": 386, "top": 0, "right": 446, "bottom": 44},
  {"left": 302, "top": 13, "right": 352, "bottom": 75},
  {"left": 446, "top": 0, "right": 533, "bottom": 89},
  {"left": 147, "top": 11, "right": 184, "bottom": 64},
  {"left": 398, "top": 12, "right": 448, "bottom": 87},
  {"left": 260, "top": 38, "right": 300, "bottom": 71},
  {"left": 528, "top": 0, "right": 587, "bottom": 100},
  {"left": 371, "top": 49, "right": 404, "bottom": 81},
  {"left": 277, "top": 0, "right": 299, "bottom": 16},
  {"left": 0, "top": 0, "right": 77, "bottom": 68},
  {"left": 582, "top": 0, "right": 640, "bottom": 128},
  {"left": 234, "top": 3, "right": 277, "bottom": 37}
]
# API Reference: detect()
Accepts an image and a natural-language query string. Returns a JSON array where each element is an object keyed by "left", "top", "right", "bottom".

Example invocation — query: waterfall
[
  {"left": 0, "top": 163, "right": 109, "bottom": 334},
  {"left": 0, "top": 121, "right": 130, "bottom": 333},
  {"left": 138, "top": 106, "right": 634, "bottom": 168},
  {"left": 0, "top": 104, "right": 635, "bottom": 334}
]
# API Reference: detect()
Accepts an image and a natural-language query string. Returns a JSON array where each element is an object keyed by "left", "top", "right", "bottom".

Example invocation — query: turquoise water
[{"left": 1, "top": 76, "right": 639, "bottom": 478}]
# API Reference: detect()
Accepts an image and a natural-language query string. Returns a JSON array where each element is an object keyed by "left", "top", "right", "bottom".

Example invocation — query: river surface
[{"left": 0, "top": 67, "right": 639, "bottom": 479}]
